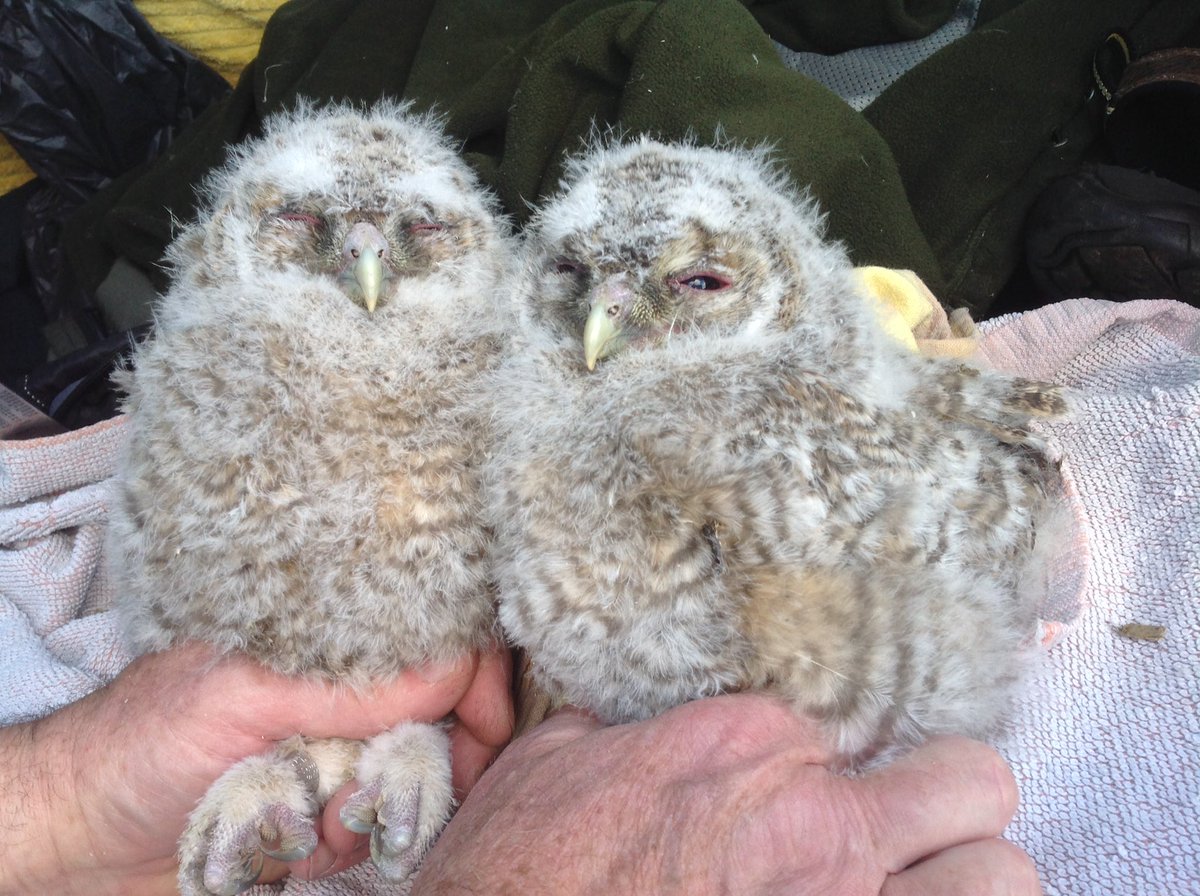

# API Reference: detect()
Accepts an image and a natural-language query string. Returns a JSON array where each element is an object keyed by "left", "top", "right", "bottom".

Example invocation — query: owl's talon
[
  {"left": 341, "top": 777, "right": 422, "bottom": 876},
  {"left": 176, "top": 743, "right": 335, "bottom": 896},
  {"left": 373, "top": 783, "right": 420, "bottom": 855},
  {"left": 370, "top": 826, "right": 421, "bottom": 882},
  {"left": 259, "top": 803, "right": 320, "bottom": 861},
  {"left": 339, "top": 811, "right": 375, "bottom": 835},
  {"left": 260, "top": 843, "right": 312, "bottom": 862},
  {"left": 196, "top": 803, "right": 318, "bottom": 895},
  {"left": 376, "top": 818, "right": 415, "bottom": 854},
  {"left": 338, "top": 778, "right": 382, "bottom": 834},
  {"left": 199, "top": 827, "right": 264, "bottom": 896},
  {"left": 343, "top": 722, "right": 453, "bottom": 882}
]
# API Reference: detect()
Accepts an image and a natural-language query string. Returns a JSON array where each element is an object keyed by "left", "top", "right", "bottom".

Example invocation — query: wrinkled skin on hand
[
  {"left": 413, "top": 694, "right": 1042, "bottom": 896},
  {"left": 0, "top": 641, "right": 512, "bottom": 896}
]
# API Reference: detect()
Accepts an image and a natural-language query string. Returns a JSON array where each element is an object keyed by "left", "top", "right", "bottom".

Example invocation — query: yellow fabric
[
  {"left": 853, "top": 265, "right": 979, "bottom": 358},
  {"left": 135, "top": 0, "right": 285, "bottom": 84},
  {"left": 0, "top": 0, "right": 284, "bottom": 195},
  {"left": 0, "top": 151, "right": 31, "bottom": 196},
  {"left": 852, "top": 265, "right": 933, "bottom": 353}
]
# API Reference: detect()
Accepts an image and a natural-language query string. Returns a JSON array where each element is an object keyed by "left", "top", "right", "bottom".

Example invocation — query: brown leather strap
[{"left": 1114, "top": 46, "right": 1200, "bottom": 100}]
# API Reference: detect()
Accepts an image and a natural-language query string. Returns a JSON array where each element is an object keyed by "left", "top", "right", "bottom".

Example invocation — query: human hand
[
  {"left": 412, "top": 693, "right": 1041, "bottom": 896},
  {"left": 0, "top": 640, "right": 512, "bottom": 896}
]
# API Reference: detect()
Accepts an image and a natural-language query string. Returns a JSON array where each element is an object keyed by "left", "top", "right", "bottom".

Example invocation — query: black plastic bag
[
  {"left": 0, "top": 0, "right": 232, "bottom": 427},
  {"left": 0, "top": 0, "right": 231, "bottom": 201},
  {"left": 0, "top": 0, "right": 231, "bottom": 324}
]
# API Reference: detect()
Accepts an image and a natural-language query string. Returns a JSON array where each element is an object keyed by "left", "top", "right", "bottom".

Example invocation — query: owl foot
[
  {"left": 178, "top": 736, "right": 360, "bottom": 896},
  {"left": 339, "top": 721, "right": 454, "bottom": 882}
]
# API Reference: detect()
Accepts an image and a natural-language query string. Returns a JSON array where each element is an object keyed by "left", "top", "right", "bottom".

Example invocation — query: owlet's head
[
  {"left": 516, "top": 136, "right": 848, "bottom": 369},
  {"left": 172, "top": 100, "right": 506, "bottom": 316}
]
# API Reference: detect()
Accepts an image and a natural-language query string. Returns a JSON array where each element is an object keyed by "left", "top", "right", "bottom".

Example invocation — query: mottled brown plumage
[
  {"left": 107, "top": 101, "right": 511, "bottom": 893},
  {"left": 486, "top": 137, "right": 1068, "bottom": 766}
]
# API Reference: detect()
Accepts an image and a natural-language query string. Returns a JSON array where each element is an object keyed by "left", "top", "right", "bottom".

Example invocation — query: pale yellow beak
[
  {"left": 354, "top": 250, "right": 384, "bottom": 314},
  {"left": 583, "top": 300, "right": 625, "bottom": 371}
]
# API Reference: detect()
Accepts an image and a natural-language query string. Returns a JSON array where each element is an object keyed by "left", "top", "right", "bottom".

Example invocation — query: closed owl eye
[
  {"left": 275, "top": 210, "right": 324, "bottom": 228},
  {"left": 551, "top": 258, "right": 586, "bottom": 276},
  {"left": 408, "top": 221, "right": 446, "bottom": 236},
  {"left": 671, "top": 273, "right": 731, "bottom": 292}
]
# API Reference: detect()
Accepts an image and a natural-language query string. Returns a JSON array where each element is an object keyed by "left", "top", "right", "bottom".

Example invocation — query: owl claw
[
  {"left": 200, "top": 832, "right": 264, "bottom": 896},
  {"left": 259, "top": 804, "right": 320, "bottom": 861},
  {"left": 185, "top": 803, "right": 318, "bottom": 896},
  {"left": 177, "top": 743, "right": 327, "bottom": 896},
  {"left": 338, "top": 779, "right": 380, "bottom": 834},
  {"left": 374, "top": 783, "right": 421, "bottom": 855},
  {"left": 340, "top": 776, "right": 423, "bottom": 880},
  {"left": 342, "top": 721, "right": 454, "bottom": 883}
]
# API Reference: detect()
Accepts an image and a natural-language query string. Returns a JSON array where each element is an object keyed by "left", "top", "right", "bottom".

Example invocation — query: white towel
[
  {"left": 1, "top": 298, "right": 1195, "bottom": 894},
  {"left": 0, "top": 415, "right": 132, "bottom": 723},
  {"left": 981, "top": 299, "right": 1200, "bottom": 896}
]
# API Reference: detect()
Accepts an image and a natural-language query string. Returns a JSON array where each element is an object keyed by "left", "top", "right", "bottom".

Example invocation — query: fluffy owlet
[
  {"left": 486, "top": 137, "right": 1068, "bottom": 767},
  {"left": 108, "top": 101, "right": 509, "bottom": 894}
]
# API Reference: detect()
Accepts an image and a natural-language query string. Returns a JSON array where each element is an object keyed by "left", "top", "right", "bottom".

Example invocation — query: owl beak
[
  {"left": 583, "top": 300, "right": 622, "bottom": 370},
  {"left": 354, "top": 251, "right": 384, "bottom": 313},
  {"left": 583, "top": 276, "right": 635, "bottom": 370},
  {"left": 344, "top": 222, "right": 389, "bottom": 313}
]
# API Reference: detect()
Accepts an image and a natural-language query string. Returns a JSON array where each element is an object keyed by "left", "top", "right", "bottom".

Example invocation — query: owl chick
[
  {"left": 108, "top": 101, "right": 510, "bottom": 894},
  {"left": 487, "top": 137, "right": 1068, "bottom": 767}
]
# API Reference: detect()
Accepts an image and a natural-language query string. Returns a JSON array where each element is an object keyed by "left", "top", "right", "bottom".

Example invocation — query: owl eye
[
  {"left": 274, "top": 210, "right": 325, "bottom": 230},
  {"left": 672, "top": 273, "right": 731, "bottom": 292},
  {"left": 408, "top": 221, "right": 446, "bottom": 236},
  {"left": 551, "top": 258, "right": 585, "bottom": 276}
]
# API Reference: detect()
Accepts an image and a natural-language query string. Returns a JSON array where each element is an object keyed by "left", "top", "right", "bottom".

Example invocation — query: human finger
[
  {"left": 857, "top": 736, "right": 1019, "bottom": 871},
  {"left": 167, "top": 642, "right": 481, "bottom": 743},
  {"left": 451, "top": 642, "right": 515, "bottom": 750},
  {"left": 255, "top": 857, "right": 290, "bottom": 885},
  {"left": 447, "top": 718, "right": 502, "bottom": 797},
  {"left": 293, "top": 797, "right": 373, "bottom": 881},
  {"left": 317, "top": 784, "right": 373, "bottom": 858},
  {"left": 882, "top": 838, "right": 1042, "bottom": 896},
  {"left": 270, "top": 653, "right": 481, "bottom": 740},
  {"left": 284, "top": 836, "right": 372, "bottom": 883}
]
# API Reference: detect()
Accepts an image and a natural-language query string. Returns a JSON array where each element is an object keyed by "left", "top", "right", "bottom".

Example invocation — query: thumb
[{"left": 254, "top": 654, "right": 480, "bottom": 740}]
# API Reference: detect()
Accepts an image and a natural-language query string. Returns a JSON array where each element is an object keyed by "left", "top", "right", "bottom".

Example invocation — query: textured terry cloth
[
  {"left": 980, "top": 299, "right": 1200, "bottom": 896},
  {"left": 61, "top": 0, "right": 1200, "bottom": 321},
  {"left": 0, "top": 298, "right": 1197, "bottom": 895},
  {"left": 0, "top": 415, "right": 133, "bottom": 724}
]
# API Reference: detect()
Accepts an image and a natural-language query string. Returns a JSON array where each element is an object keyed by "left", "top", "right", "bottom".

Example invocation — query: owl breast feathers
[
  {"left": 109, "top": 101, "right": 511, "bottom": 680},
  {"left": 486, "top": 137, "right": 1069, "bottom": 765}
]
